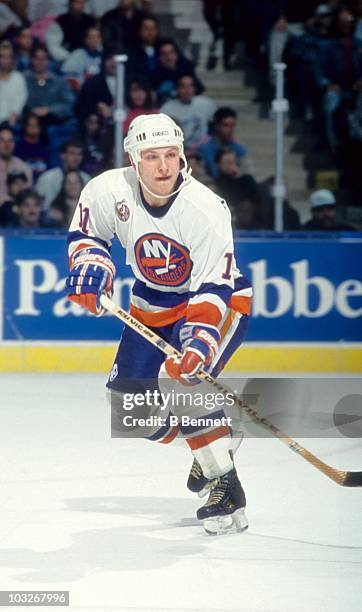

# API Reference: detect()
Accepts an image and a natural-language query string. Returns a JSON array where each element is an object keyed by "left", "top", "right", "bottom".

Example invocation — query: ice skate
[
  {"left": 187, "top": 458, "right": 216, "bottom": 498},
  {"left": 187, "top": 433, "right": 243, "bottom": 498},
  {"left": 196, "top": 467, "right": 248, "bottom": 535}
]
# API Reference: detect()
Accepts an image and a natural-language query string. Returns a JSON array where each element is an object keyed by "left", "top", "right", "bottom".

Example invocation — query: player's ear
[{"left": 125, "top": 152, "right": 136, "bottom": 169}]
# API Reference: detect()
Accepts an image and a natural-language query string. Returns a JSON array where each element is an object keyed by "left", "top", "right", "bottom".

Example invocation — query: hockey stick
[{"left": 100, "top": 294, "right": 362, "bottom": 488}]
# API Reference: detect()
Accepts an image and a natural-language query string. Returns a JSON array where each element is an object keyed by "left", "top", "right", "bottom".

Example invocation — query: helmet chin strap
[{"left": 133, "top": 153, "right": 192, "bottom": 200}]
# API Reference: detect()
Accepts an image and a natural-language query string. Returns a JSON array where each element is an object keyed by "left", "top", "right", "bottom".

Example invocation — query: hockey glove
[
  {"left": 165, "top": 323, "right": 220, "bottom": 385},
  {"left": 66, "top": 246, "right": 116, "bottom": 315}
]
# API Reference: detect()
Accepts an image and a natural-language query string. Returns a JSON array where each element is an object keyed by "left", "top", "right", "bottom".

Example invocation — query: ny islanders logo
[{"left": 135, "top": 233, "right": 192, "bottom": 286}]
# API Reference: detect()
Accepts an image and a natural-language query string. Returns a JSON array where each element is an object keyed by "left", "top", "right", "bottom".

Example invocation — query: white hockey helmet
[{"left": 124, "top": 113, "right": 191, "bottom": 199}]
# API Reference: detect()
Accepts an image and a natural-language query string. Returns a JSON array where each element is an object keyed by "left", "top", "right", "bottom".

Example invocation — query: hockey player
[{"left": 66, "top": 113, "right": 252, "bottom": 535}]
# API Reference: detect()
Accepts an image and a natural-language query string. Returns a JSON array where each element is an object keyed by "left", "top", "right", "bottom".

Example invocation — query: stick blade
[{"left": 342, "top": 471, "right": 362, "bottom": 487}]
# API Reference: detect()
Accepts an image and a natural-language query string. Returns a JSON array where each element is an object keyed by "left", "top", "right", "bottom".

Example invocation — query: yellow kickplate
[{"left": 0, "top": 344, "right": 360, "bottom": 374}]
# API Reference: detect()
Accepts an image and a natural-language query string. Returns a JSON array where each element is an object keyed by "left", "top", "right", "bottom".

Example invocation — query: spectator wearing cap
[
  {"left": 303, "top": 189, "right": 355, "bottom": 230},
  {"left": 199, "top": 107, "right": 251, "bottom": 178},
  {"left": 0, "top": 171, "right": 28, "bottom": 226},
  {"left": 0, "top": 125, "right": 32, "bottom": 205}
]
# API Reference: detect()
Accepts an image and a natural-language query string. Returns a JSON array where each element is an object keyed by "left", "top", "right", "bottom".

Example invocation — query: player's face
[{"left": 138, "top": 146, "right": 180, "bottom": 202}]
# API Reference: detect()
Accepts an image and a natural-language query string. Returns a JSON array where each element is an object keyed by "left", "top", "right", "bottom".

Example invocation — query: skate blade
[{"left": 203, "top": 508, "right": 249, "bottom": 536}]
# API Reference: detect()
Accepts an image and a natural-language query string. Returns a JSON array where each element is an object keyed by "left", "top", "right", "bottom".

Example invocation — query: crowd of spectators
[
  {"left": 0, "top": 0, "right": 359, "bottom": 232},
  {"left": 201, "top": 0, "right": 362, "bottom": 228}
]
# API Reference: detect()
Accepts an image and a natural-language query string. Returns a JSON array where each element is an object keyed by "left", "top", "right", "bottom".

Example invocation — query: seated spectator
[
  {"left": 77, "top": 113, "right": 113, "bottom": 176},
  {"left": 15, "top": 113, "right": 50, "bottom": 181},
  {"left": 213, "top": 150, "right": 260, "bottom": 227},
  {"left": 259, "top": 176, "right": 301, "bottom": 230},
  {"left": 61, "top": 26, "right": 103, "bottom": 92},
  {"left": 127, "top": 15, "right": 160, "bottom": 78},
  {"left": 0, "top": 171, "right": 28, "bottom": 226},
  {"left": 14, "top": 26, "right": 36, "bottom": 73},
  {"left": 45, "top": 0, "right": 96, "bottom": 62},
  {"left": 0, "top": 125, "right": 32, "bottom": 205},
  {"left": 231, "top": 175, "right": 266, "bottom": 230},
  {"left": 185, "top": 151, "right": 215, "bottom": 190},
  {"left": 75, "top": 51, "right": 116, "bottom": 123},
  {"left": 25, "top": 44, "right": 75, "bottom": 128},
  {"left": 303, "top": 189, "right": 356, "bottom": 230},
  {"left": 215, "top": 148, "right": 242, "bottom": 188},
  {"left": 199, "top": 107, "right": 250, "bottom": 178},
  {"left": 48, "top": 169, "right": 84, "bottom": 227},
  {"left": 35, "top": 139, "right": 90, "bottom": 208},
  {"left": 160, "top": 74, "right": 216, "bottom": 151},
  {"left": 314, "top": 7, "right": 362, "bottom": 150},
  {"left": 101, "top": 0, "right": 145, "bottom": 54},
  {"left": 7, "top": 188, "right": 61, "bottom": 229},
  {"left": 0, "top": 40, "right": 27, "bottom": 127},
  {"left": 123, "top": 76, "right": 159, "bottom": 134},
  {"left": 153, "top": 38, "right": 204, "bottom": 105}
]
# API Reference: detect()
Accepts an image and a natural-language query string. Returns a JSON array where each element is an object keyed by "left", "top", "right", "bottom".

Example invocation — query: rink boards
[{"left": 0, "top": 231, "right": 361, "bottom": 373}]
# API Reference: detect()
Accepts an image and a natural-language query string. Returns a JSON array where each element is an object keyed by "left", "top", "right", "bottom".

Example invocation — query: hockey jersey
[{"left": 68, "top": 166, "right": 252, "bottom": 327}]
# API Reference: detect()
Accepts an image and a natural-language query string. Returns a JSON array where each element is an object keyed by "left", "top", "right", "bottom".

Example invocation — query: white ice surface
[{"left": 0, "top": 374, "right": 361, "bottom": 612}]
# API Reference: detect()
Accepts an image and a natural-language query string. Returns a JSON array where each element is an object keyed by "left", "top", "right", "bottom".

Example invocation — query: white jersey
[{"left": 68, "top": 167, "right": 252, "bottom": 328}]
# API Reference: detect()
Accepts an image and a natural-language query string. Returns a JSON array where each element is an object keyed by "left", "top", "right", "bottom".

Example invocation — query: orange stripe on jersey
[
  {"left": 159, "top": 425, "right": 180, "bottom": 444},
  {"left": 229, "top": 295, "right": 252, "bottom": 315},
  {"left": 186, "top": 301, "right": 222, "bottom": 326},
  {"left": 219, "top": 309, "right": 237, "bottom": 342},
  {"left": 186, "top": 425, "right": 231, "bottom": 450},
  {"left": 130, "top": 302, "right": 187, "bottom": 327}
]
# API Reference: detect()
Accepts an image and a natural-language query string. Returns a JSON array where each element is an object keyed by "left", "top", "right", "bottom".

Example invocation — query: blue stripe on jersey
[
  {"left": 234, "top": 275, "right": 252, "bottom": 291},
  {"left": 67, "top": 230, "right": 111, "bottom": 251},
  {"left": 132, "top": 279, "right": 188, "bottom": 308},
  {"left": 188, "top": 282, "right": 232, "bottom": 307}
]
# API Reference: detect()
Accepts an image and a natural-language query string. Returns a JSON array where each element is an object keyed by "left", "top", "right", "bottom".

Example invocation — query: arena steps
[{"left": 156, "top": 0, "right": 311, "bottom": 224}]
